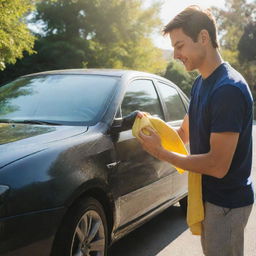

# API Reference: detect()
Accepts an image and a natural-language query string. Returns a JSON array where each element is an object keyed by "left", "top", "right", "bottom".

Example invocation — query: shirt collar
[{"left": 202, "top": 62, "right": 228, "bottom": 85}]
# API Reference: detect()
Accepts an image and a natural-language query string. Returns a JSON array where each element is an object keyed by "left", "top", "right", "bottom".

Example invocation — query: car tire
[
  {"left": 51, "top": 197, "right": 108, "bottom": 256},
  {"left": 179, "top": 196, "right": 188, "bottom": 215}
]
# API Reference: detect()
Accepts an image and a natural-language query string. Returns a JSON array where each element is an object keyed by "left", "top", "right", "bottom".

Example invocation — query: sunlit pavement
[{"left": 109, "top": 125, "right": 256, "bottom": 256}]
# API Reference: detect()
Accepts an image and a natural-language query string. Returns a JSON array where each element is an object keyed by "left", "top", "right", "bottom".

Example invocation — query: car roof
[
  {"left": 21, "top": 68, "right": 179, "bottom": 90},
  {"left": 22, "top": 68, "right": 159, "bottom": 79}
]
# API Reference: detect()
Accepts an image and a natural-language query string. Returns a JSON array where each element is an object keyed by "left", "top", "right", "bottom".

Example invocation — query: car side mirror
[
  {"left": 110, "top": 110, "right": 139, "bottom": 134},
  {"left": 108, "top": 117, "right": 123, "bottom": 142},
  {"left": 110, "top": 117, "right": 123, "bottom": 133}
]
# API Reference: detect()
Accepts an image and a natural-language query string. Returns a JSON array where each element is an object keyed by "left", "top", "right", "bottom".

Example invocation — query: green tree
[
  {"left": 164, "top": 59, "right": 198, "bottom": 97},
  {"left": 0, "top": 0, "right": 167, "bottom": 84},
  {"left": 213, "top": 0, "right": 255, "bottom": 49},
  {"left": 238, "top": 22, "right": 256, "bottom": 62},
  {"left": 36, "top": 0, "right": 167, "bottom": 71},
  {"left": 212, "top": 0, "right": 255, "bottom": 68},
  {"left": 0, "top": 0, "right": 36, "bottom": 70},
  {"left": 212, "top": 0, "right": 256, "bottom": 101},
  {"left": 238, "top": 21, "right": 256, "bottom": 96}
]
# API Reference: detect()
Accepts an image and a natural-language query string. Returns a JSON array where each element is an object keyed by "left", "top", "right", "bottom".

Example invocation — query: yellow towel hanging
[{"left": 132, "top": 113, "right": 204, "bottom": 235}]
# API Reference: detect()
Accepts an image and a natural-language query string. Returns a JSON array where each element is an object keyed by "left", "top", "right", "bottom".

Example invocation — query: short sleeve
[{"left": 210, "top": 85, "right": 246, "bottom": 133}]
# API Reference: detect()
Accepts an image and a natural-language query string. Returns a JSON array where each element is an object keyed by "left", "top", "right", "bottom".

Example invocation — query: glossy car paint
[{"left": 0, "top": 70, "right": 189, "bottom": 255}]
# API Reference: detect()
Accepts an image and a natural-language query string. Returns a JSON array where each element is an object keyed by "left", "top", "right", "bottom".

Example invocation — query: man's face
[{"left": 169, "top": 28, "right": 206, "bottom": 71}]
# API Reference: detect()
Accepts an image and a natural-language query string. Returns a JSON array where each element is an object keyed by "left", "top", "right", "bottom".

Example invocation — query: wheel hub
[{"left": 81, "top": 243, "right": 90, "bottom": 254}]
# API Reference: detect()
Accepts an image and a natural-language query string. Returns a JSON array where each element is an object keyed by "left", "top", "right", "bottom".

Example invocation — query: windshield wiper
[
  {"left": 15, "top": 120, "right": 62, "bottom": 125},
  {"left": 0, "top": 119, "right": 61, "bottom": 125}
]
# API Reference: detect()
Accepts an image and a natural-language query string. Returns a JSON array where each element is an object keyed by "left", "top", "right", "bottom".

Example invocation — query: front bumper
[{"left": 0, "top": 207, "right": 66, "bottom": 256}]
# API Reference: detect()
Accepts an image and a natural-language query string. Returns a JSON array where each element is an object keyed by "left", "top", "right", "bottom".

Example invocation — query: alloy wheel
[{"left": 70, "top": 210, "right": 106, "bottom": 256}]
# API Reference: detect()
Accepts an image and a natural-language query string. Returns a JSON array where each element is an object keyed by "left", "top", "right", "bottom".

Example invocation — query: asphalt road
[{"left": 109, "top": 126, "right": 256, "bottom": 256}]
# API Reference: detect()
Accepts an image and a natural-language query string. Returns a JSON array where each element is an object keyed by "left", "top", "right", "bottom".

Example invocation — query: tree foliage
[
  {"left": 0, "top": 0, "right": 36, "bottom": 70},
  {"left": 164, "top": 59, "right": 198, "bottom": 97},
  {"left": 211, "top": 0, "right": 255, "bottom": 68},
  {"left": 212, "top": 0, "right": 256, "bottom": 99},
  {"left": 0, "top": 0, "right": 167, "bottom": 84},
  {"left": 35, "top": 0, "right": 167, "bottom": 72},
  {"left": 212, "top": 0, "right": 255, "bottom": 50},
  {"left": 238, "top": 22, "right": 256, "bottom": 62}
]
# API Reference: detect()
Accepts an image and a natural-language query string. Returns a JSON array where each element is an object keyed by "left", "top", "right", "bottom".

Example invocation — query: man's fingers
[
  {"left": 142, "top": 126, "right": 157, "bottom": 136},
  {"left": 145, "top": 126, "right": 155, "bottom": 132},
  {"left": 137, "top": 135, "right": 144, "bottom": 144},
  {"left": 136, "top": 111, "right": 150, "bottom": 119},
  {"left": 139, "top": 130, "right": 146, "bottom": 139},
  {"left": 137, "top": 112, "right": 144, "bottom": 119}
]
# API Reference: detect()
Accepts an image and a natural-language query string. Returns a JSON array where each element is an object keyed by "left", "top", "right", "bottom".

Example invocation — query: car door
[
  {"left": 110, "top": 79, "right": 175, "bottom": 228},
  {"left": 156, "top": 81, "right": 189, "bottom": 199}
]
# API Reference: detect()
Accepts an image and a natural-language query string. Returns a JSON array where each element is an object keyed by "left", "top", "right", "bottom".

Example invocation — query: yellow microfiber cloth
[{"left": 132, "top": 113, "right": 204, "bottom": 235}]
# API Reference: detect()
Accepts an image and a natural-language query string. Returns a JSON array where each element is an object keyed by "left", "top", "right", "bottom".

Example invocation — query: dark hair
[{"left": 163, "top": 5, "right": 219, "bottom": 48}]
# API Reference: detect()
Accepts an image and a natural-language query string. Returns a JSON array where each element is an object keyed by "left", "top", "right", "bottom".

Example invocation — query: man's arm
[
  {"left": 138, "top": 86, "right": 245, "bottom": 179},
  {"left": 175, "top": 114, "right": 189, "bottom": 145},
  {"left": 139, "top": 128, "right": 239, "bottom": 179}
]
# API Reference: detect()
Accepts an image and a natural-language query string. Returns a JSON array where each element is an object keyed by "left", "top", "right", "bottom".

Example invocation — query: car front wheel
[{"left": 51, "top": 197, "right": 108, "bottom": 256}]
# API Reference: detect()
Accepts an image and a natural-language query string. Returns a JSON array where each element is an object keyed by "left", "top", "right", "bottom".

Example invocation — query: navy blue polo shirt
[{"left": 189, "top": 62, "right": 254, "bottom": 208}]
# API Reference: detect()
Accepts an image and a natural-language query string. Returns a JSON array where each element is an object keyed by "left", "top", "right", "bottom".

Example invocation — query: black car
[{"left": 0, "top": 69, "right": 189, "bottom": 256}]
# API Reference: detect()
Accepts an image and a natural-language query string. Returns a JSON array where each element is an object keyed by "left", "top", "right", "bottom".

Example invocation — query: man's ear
[{"left": 198, "top": 29, "right": 210, "bottom": 45}]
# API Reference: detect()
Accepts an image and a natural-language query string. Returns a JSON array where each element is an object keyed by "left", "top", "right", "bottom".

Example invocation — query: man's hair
[{"left": 163, "top": 5, "right": 219, "bottom": 48}]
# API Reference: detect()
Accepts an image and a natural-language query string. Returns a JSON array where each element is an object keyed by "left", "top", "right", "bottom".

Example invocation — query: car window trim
[
  {"left": 121, "top": 78, "right": 166, "bottom": 121},
  {"left": 154, "top": 80, "right": 188, "bottom": 121},
  {"left": 152, "top": 79, "right": 169, "bottom": 121}
]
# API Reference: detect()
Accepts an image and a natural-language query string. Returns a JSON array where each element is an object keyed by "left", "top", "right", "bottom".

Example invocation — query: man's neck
[{"left": 199, "top": 49, "right": 224, "bottom": 79}]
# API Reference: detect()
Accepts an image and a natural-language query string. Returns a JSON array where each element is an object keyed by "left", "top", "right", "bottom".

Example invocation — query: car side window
[
  {"left": 121, "top": 79, "right": 164, "bottom": 119},
  {"left": 157, "top": 82, "right": 186, "bottom": 121}
]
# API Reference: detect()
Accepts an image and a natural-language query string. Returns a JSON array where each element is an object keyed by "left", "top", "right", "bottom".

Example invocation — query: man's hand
[
  {"left": 138, "top": 126, "right": 164, "bottom": 160},
  {"left": 137, "top": 111, "right": 148, "bottom": 119}
]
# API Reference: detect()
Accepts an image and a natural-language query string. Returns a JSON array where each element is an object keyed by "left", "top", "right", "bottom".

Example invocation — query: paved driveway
[{"left": 109, "top": 126, "right": 256, "bottom": 256}]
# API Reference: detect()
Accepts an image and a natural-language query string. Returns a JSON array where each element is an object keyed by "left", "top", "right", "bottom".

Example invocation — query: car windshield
[{"left": 0, "top": 74, "right": 119, "bottom": 126}]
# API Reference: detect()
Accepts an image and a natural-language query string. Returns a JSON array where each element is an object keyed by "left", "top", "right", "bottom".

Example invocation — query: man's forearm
[
  {"left": 174, "top": 126, "right": 188, "bottom": 145},
  {"left": 158, "top": 149, "right": 224, "bottom": 178}
]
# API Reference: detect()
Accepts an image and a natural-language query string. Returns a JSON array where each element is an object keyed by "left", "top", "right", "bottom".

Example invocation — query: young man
[{"left": 137, "top": 5, "right": 254, "bottom": 256}]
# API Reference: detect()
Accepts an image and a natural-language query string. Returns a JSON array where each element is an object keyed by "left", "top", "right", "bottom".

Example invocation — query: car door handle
[{"left": 106, "top": 161, "right": 120, "bottom": 169}]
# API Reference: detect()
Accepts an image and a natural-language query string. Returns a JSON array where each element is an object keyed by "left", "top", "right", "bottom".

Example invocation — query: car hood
[{"left": 0, "top": 123, "right": 88, "bottom": 169}]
